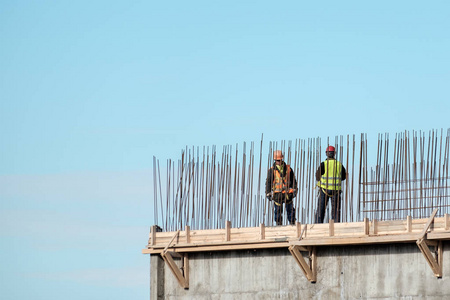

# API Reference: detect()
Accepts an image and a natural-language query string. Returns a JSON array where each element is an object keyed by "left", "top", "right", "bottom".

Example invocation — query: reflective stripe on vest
[
  {"left": 273, "top": 165, "right": 291, "bottom": 194},
  {"left": 319, "top": 159, "right": 342, "bottom": 190}
]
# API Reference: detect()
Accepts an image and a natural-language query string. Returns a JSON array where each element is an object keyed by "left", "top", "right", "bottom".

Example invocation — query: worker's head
[
  {"left": 273, "top": 150, "right": 283, "bottom": 165},
  {"left": 325, "top": 146, "right": 335, "bottom": 158}
]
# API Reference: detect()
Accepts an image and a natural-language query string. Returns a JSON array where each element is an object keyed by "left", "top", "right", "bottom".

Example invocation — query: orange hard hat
[{"left": 273, "top": 150, "right": 283, "bottom": 160}]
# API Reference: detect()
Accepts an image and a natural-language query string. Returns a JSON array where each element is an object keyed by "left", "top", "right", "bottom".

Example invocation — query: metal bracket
[
  {"left": 288, "top": 245, "right": 317, "bottom": 283},
  {"left": 416, "top": 209, "right": 443, "bottom": 278}
]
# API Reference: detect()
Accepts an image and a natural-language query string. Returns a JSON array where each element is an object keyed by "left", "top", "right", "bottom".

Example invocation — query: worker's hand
[
  {"left": 288, "top": 188, "right": 298, "bottom": 198},
  {"left": 266, "top": 192, "right": 273, "bottom": 201}
]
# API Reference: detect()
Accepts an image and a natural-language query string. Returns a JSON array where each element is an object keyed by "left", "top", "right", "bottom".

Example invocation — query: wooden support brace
[
  {"left": 183, "top": 253, "right": 189, "bottom": 286},
  {"left": 438, "top": 240, "right": 443, "bottom": 276},
  {"left": 296, "top": 222, "right": 302, "bottom": 239},
  {"left": 418, "top": 208, "right": 438, "bottom": 240},
  {"left": 364, "top": 218, "right": 369, "bottom": 236},
  {"left": 371, "top": 219, "right": 378, "bottom": 235},
  {"left": 161, "top": 230, "right": 189, "bottom": 288},
  {"left": 407, "top": 216, "right": 412, "bottom": 233},
  {"left": 260, "top": 223, "right": 265, "bottom": 240},
  {"left": 416, "top": 238, "right": 442, "bottom": 278},
  {"left": 299, "top": 224, "right": 307, "bottom": 241},
  {"left": 226, "top": 221, "right": 231, "bottom": 241},
  {"left": 166, "top": 251, "right": 182, "bottom": 258},
  {"left": 163, "top": 230, "right": 180, "bottom": 253},
  {"left": 288, "top": 245, "right": 317, "bottom": 283},
  {"left": 309, "top": 246, "right": 317, "bottom": 283},
  {"left": 185, "top": 225, "right": 190, "bottom": 243},
  {"left": 161, "top": 251, "right": 189, "bottom": 289},
  {"left": 329, "top": 219, "right": 334, "bottom": 237},
  {"left": 445, "top": 214, "right": 449, "bottom": 231},
  {"left": 149, "top": 225, "right": 162, "bottom": 246},
  {"left": 416, "top": 209, "right": 442, "bottom": 278},
  {"left": 150, "top": 225, "right": 156, "bottom": 246}
]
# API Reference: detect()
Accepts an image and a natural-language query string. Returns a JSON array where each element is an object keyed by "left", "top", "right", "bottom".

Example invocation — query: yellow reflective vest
[{"left": 319, "top": 159, "right": 343, "bottom": 190}]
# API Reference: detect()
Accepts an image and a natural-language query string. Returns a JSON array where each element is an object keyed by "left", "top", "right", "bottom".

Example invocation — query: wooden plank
[
  {"left": 376, "top": 223, "right": 408, "bottom": 234},
  {"left": 189, "top": 234, "right": 229, "bottom": 243},
  {"left": 226, "top": 221, "right": 231, "bottom": 241},
  {"left": 144, "top": 241, "right": 297, "bottom": 254},
  {"left": 427, "top": 231, "right": 450, "bottom": 240},
  {"left": 260, "top": 223, "right": 265, "bottom": 240},
  {"left": 430, "top": 218, "right": 445, "bottom": 230},
  {"left": 291, "top": 233, "right": 420, "bottom": 246},
  {"left": 332, "top": 222, "right": 366, "bottom": 235},
  {"left": 407, "top": 216, "right": 412, "bottom": 232},
  {"left": 304, "top": 224, "right": 329, "bottom": 237},
  {"left": 410, "top": 221, "right": 430, "bottom": 232},
  {"left": 150, "top": 238, "right": 294, "bottom": 249},
  {"left": 265, "top": 230, "right": 297, "bottom": 240},
  {"left": 418, "top": 208, "right": 438, "bottom": 239}
]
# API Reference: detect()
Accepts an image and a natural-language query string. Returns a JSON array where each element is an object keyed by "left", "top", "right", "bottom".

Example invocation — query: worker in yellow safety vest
[
  {"left": 265, "top": 150, "right": 298, "bottom": 225},
  {"left": 315, "top": 146, "right": 347, "bottom": 223}
]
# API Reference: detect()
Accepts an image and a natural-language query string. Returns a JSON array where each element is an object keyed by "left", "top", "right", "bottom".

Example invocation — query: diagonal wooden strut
[
  {"left": 161, "top": 230, "right": 190, "bottom": 289},
  {"left": 416, "top": 239, "right": 442, "bottom": 278},
  {"left": 161, "top": 251, "right": 189, "bottom": 289},
  {"left": 288, "top": 245, "right": 316, "bottom": 283},
  {"left": 416, "top": 209, "right": 443, "bottom": 278}
]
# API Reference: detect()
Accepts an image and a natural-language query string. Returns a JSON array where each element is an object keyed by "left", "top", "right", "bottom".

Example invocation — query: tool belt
[
  {"left": 320, "top": 188, "right": 341, "bottom": 197},
  {"left": 273, "top": 192, "right": 294, "bottom": 206},
  {"left": 274, "top": 199, "right": 293, "bottom": 206}
]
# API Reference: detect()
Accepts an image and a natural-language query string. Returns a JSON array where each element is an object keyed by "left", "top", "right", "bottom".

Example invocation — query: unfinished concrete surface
[{"left": 150, "top": 241, "right": 450, "bottom": 300}]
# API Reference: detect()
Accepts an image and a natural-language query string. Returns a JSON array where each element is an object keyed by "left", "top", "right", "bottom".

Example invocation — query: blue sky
[{"left": 1, "top": 1, "right": 449, "bottom": 299}]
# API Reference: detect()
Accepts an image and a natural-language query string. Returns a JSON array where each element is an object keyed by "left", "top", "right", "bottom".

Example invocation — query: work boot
[{"left": 276, "top": 221, "right": 282, "bottom": 226}]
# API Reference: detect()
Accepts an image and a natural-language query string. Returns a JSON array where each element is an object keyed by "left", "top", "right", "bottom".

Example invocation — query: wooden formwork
[{"left": 143, "top": 211, "right": 450, "bottom": 287}]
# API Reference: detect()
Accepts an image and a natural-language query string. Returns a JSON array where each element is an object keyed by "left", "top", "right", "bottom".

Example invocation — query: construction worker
[
  {"left": 265, "top": 150, "right": 298, "bottom": 225},
  {"left": 315, "top": 146, "right": 347, "bottom": 223}
]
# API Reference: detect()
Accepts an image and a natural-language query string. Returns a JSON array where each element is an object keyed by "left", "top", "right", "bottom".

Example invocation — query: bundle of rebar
[{"left": 152, "top": 129, "right": 450, "bottom": 231}]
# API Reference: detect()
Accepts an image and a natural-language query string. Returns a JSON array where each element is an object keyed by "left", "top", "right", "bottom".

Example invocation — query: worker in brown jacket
[{"left": 265, "top": 150, "right": 298, "bottom": 225}]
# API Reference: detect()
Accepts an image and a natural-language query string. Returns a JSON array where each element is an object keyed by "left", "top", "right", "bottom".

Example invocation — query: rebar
[{"left": 152, "top": 129, "right": 450, "bottom": 231}]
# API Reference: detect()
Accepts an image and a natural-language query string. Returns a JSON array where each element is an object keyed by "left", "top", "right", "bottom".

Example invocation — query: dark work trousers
[
  {"left": 274, "top": 201, "right": 296, "bottom": 225},
  {"left": 315, "top": 188, "right": 341, "bottom": 223}
]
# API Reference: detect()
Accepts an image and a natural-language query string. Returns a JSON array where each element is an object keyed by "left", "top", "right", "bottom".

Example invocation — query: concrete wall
[{"left": 150, "top": 242, "right": 450, "bottom": 299}]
